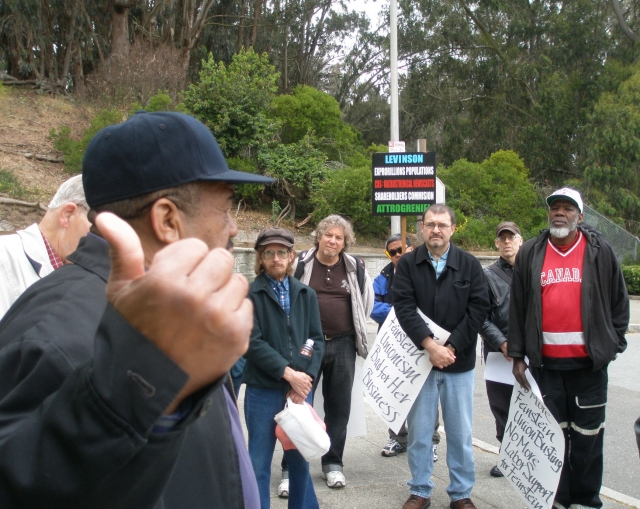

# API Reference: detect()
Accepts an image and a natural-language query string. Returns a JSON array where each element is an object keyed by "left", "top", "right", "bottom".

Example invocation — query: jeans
[
  {"left": 531, "top": 366, "right": 607, "bottom": 509},
  {"left": 388, "top": 408, "right": 441, "bottom": 448},
  {"left": 407, "top": 369, "right": 475, "bottom": 501},
  {"left": 244, "top": 385, "right": 319, "bottom": 509},
  {"left": 313, "top": 335, "right": 356, "bottom": 472}
]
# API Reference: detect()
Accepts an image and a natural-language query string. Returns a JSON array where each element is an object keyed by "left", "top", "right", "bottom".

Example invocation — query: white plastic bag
[{"left": 274, "top": 397, "right": 331, "bottom": 462}]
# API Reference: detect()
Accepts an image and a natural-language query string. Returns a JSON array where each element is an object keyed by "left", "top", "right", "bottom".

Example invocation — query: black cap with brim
[{"left": 82, "top": 111, "right": 274, "bottom": 208}]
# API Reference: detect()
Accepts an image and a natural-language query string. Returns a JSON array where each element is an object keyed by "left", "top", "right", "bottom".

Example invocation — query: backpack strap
[
  {"left": 355, "top": 257, "right": 366, "bottom": 295},
  {"left": 487, "top": 262, "right": 512, "bottom": 286},
  {"left": 293, "top": 251, "right": 308, "bottom": 280}
]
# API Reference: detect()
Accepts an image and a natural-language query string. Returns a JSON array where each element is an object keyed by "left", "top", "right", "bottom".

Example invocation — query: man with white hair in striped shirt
[{"left": 0, "top": 174, "right": 89, "bottom": 318}]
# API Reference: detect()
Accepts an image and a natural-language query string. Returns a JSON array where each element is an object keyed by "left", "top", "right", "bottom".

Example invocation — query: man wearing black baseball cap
[
  {"left": 479, "top": 221, "right": 523, "bottom": 478},
  {"left": 0, "top": 111, "right": 273, "bottom": 509},
  {"left": 509, "top": 187, "right": 629, "bottom": 509}
]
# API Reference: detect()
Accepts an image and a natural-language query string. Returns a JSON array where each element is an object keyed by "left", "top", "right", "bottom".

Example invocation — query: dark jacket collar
[
  {"left": 497, "top": 256, "right": 514, "bottom": 272},
  {"left": 66, "top": 233, "right": 111, "bottom": 282},
  {"left": 380, "top": 261, "right": 394, "bottom": 278},
  {"left": 414, "top": 242, "right": 460, "bottom": 271}
]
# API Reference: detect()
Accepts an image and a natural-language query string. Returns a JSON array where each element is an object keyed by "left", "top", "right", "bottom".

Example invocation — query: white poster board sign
[
  {"left": 361, "top": 308, "right": 447, "bottom": 434},
  {"left": 499, "top": 382, "right": 565, "bottom": 509},
  {"left": 313, "top": 357, "right": 367, "bottom": 437}
]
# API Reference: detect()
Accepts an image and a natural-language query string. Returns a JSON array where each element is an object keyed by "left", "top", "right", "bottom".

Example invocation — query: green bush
[
  {"left": 183, "top": 48, "right": 280, "bottom": 158},
  {"left": 258, "top": 136, "right": 326, "bottom": 218},
  {"left": 49, "top": 109, "right": 123, "bottom": 174},
  {"left": 0, "top": 169, "right": 27, "bottom": 199},
  {"left": 439, "top": 150, "right": 548, "bottom": 249},
  {"left": 311, "top": 165, "right": 388, "bottom": 237},
  {"left": 128, "top": 90, "right": 174, "bottom": 117},
  {"left": 227, "top": 157, "right": 265, "bottom": 206},
  {"left": 622, "top": 266, "right": 640, "bottom": 295}
]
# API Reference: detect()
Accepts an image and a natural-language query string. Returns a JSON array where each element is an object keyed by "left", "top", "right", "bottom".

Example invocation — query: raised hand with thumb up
[{"left": 96, "top": 212, "right": 253, "bottom": 413}]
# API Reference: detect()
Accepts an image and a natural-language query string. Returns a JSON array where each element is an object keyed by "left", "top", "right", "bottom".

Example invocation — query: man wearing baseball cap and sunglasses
[
  {"left": 0, "top": 111, "right": 274, "bottom": 509},
  {"left": 509, "top": 187, "right": 629, "bottom": 509}
]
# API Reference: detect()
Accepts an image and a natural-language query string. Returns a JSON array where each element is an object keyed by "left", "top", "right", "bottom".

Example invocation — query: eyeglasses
[
  {"left": 423, "top": 222, "right": 451, "bottom": 231},
  {"left": 387, "top": 248, "right": 403, "bottom": 257},
  {"left": 262, "top": 249, "right": 290, "bottom": 261},
  {"left": 496, "top": 235, "right": 519, "bottom": 243}
]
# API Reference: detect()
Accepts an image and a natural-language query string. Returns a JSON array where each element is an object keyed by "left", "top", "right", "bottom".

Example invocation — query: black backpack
[{"left": 294, "top": 251, "right": 367, "bottom": 295}]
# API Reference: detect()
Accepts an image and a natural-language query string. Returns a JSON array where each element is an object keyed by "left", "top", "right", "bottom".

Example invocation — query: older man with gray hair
[
  {"left": 282, "top": 214, "right": 373, "bottom": 490},
  {"left": 0, "top": 174, "right": 89, "bottom": 318}
]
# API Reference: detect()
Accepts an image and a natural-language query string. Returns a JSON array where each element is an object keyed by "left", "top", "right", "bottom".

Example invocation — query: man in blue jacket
[{"left": 394, "top": 204, "right": 489, "bottom": 509}]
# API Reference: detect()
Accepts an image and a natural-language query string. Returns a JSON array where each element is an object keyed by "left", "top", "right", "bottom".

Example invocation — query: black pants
[
  {"left": 282, "top": 335, "right": 356, "bottom": 474},
  {"left": 531, "top": 366, "right": 608, "bottom": 509},
  {"left": 388, "top": 407, "right": 441, "bottom": 447},
  {"left": 485, "top": 380, "right": 513, "bottom": 443}
]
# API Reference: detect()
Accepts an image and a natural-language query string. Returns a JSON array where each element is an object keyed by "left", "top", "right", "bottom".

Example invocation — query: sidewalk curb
[
  {"left": 470, "top": 435, "right": 640, "bottom": 509},
  {"left": 628, "top": 324, "right": 640, "bottom": 333}
]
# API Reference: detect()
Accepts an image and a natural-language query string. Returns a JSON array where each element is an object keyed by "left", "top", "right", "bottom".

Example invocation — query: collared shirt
[
  {"left": 265, "top": 273, "right": 290, "bottom": 316},
  {"left": 40, "top": 229, "right": 63, "bottom": 269},
  {"left": 427, "top": 245, "right": 450, "bottom": 279}
]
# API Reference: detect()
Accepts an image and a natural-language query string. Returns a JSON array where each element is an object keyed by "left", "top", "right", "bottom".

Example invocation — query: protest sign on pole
[
  {"left": 361, "top": 308, "right": 448, "bottom": 434},
  {"left": 499, "top": 382, "right": 565, "bottom": 509}
]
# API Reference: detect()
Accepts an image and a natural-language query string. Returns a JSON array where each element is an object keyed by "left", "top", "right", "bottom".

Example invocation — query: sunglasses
[{"left": 386, "top": 247, "right": 403, "bottom": 257}]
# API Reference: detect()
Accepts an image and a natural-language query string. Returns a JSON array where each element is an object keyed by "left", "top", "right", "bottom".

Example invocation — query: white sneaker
[
  {"left": 433, "top": 445, "right": 438, "bottom": 462},
  {"left": 277, "top": 477, "right": 289, "bottom": 498},
  {"left": 322, "top": 470, "right": 346, "bottom": 488}
]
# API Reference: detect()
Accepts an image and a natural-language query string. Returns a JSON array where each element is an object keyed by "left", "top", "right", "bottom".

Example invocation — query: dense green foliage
[
  {"left": 583, "top": 68, "right": 640, "bottom": 235},
  {"left": 183, "top": 49, "right": 280, "bottom": 158},
  {"left": 49, "top": 109, "right": 123, "bottom": 174},
  {"left": 9, "top": 0, "right": 640, "bottom": 242},
  {"left": 258, "top": 136, "right": 327, "bottom": 217},
  {"left": 269, "top": 85, "right": 359, "bottom": 161},
  {"left": 439, "top": 151, "right": 547, "bottom": 249},
  {"left": 311, "top": 165, "right": 388, "bottom": 237},
  {"left": 622, "top": 266, "right": 640, "bottom": 295}
]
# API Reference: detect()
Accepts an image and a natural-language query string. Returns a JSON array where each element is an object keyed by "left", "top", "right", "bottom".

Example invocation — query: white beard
[{"left": 549, "top": 216, "right": 578, "bottom": 239}]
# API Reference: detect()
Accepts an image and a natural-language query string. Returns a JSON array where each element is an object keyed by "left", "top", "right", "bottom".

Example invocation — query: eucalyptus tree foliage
[
  {"left": 583, "top": 68, "right": 640, "bottom": 234},
  {"left": 396, "top": 0, "right": 638, "bottom": 183},
  {"left": 229, "top": 0, "right": 369, "bottom": 92},
  {"left": 0, "top": 0, "right": 108, "bottom": 89}
]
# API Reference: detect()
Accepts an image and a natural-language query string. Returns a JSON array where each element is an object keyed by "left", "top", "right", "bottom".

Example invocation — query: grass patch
[{"left": 0, "top": 169, "right": 42, "bottom": 202}]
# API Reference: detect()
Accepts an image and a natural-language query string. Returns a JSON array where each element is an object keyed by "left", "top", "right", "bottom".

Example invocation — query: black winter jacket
[
  {"left": 480, "top": 257, "right": 513, "bottom": 357},
  {"left": 393, "top": 242, "right": 490, "bottom": 373},
  {"left": 243, "top": 272, "right": 324, "bottom": 389},
  {"left": 0, "top": 234, "right": 251, "bottom": 509},
  {"left": 508, "top": 225, "right": 629, "bottom": 369}
]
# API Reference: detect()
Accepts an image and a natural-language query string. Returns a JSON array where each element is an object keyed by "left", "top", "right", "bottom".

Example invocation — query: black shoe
[{"left": 490, "top": 465, "right": 504, "bottom": 477}]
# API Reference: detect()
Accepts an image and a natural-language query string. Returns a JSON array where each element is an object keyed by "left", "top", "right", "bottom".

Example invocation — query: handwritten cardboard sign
[
  {"left": 361, "top": 308, "right": 437, "bottom": 434},
  {"left": 499, "top": 383, "right": 565, "bottom": 509}
]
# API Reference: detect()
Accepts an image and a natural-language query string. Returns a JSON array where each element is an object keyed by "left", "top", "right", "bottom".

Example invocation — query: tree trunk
[
  {"left": 111, "top": 1, "right": 131, "bottom": 58},
  {"left": 73, "top": 43, "right": 85, "bottom": 97},
  {"left": 248, "top": 0, "right": 264, "bottom": 48}
]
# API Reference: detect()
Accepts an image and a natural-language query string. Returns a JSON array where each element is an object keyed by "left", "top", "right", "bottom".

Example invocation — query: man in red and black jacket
[{"left": 509, "top": 188, "right": 629, "bottom": 509}]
